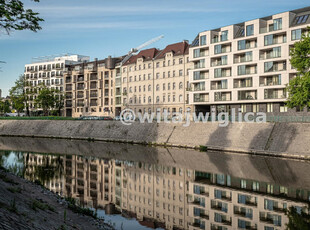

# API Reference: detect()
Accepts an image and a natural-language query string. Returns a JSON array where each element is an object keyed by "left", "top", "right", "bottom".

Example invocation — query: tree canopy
[
  {"left": 0, "top": 0, "right": 43, "bottom": 34},
  {"left": 286, "top": 28, "right": 310, "bottom": 109}
]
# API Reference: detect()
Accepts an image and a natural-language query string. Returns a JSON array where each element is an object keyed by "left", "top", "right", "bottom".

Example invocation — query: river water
[{"left": 0, "top": 137, "right": 309, "bottom": 230}]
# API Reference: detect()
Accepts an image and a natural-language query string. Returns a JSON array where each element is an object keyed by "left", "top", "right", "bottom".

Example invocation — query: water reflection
[{"left": 0, "top": 147, "right": 310, "bottom": 230}]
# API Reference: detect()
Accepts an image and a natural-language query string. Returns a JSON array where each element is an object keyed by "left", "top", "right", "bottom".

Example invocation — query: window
[
  {"left": 148, "top": 85, "right": 151, "bottom": 91},
  {"left": 156, "top": 62, "right": 160, "bottom": 68},
  {"left": 246, "top": 24, "right": 254, "bottom": 36},
  {"left": 179, "top": 69, "right": 183, "bottom": 76},
  {"left": 148, "top": 96, "right": 151, "bottom": 103},
  {"left": 156, "top": 96, "right": 159, "bottom": 103},
  {"left": 179, "top": 82, "right": 183, "bottom": 89},
  {"left": 241, "top": 179, "right": 247, "bottom": 189},
  {"left": 214, "top": 45, "right": 222, "bottom": 54},
  {"left": 267, "top": 103, "right": 273, "bottom": 113},
  {"left": 221, "top": 30, "right": 228, "bottom": 41},
  {"left": 238, "top": 40, "right": 246, "bottom": 50},
  {"left": 156, "top": 84, "right": 160, "bottom": 91},
  {"left": 292, "top": 29, "right": 302, "bottom": 40},
  {"left": 200, "top": 35, "right": 206, "bottom": 46},
  {"left": 280, "top": 103, "right": 288, "bottom": 112},
  {"left": 179, "top": 95, "right": 183, "bottom": 102},
  {"left": 273, "top": 18, "right": 282, "bottom": 31},
  {"left": 194, "top": 49, "right": 200, "bottom": 58},
  {"left": 179, "top": 58, "right": 183, "bottom": 64},
  {"left": 156, "top": 73, "right": 160, "bottom": 79},
  {"left": 252, "top": 182, "right": 259, "bottom": 191},
  {"left": 264, "top": 35, "right": 273, "bottom": 46},
  {"left": 294, "top": 14, "right": 309, "bottom": 25}
]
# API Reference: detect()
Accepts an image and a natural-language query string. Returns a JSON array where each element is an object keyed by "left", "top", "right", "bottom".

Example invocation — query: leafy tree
[
  {"left": 34, "top": 86, "right": 64, "bottom": 116},
  {"left": 9, "top": 74, "right": 27, "bottom": 114},
  {"left": 34, "top": 86, "right": 55, "bottom": 116},
  {"left": 286, "top": 206, "right": 310, "bottom": 230},
  {"left": 0, "top": 99, "right": 11, "bottom": 113},
  {"left": 0, "top": 0, "right": 44, "bottom": 34},
  {"left": 287, "top": 28, "right": 310, "bottom": 109}
]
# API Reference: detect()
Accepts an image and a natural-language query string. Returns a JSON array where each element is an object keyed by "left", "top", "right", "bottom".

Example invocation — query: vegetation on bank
[{"left": 0, "top": 116, "right": 76, "bottom": 120}]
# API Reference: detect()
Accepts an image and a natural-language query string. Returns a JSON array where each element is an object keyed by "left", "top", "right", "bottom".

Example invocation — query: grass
[
  {"left": 199, "top": 145, "right": 208, "bottom": 152},
  {"left": 8, "top": 198, "right": 18, "bottom": 213},
  {"left": 30, "top": 199, "right": 55, "bottom": 212},
  {"left": 65, "top": 197, "right": 97, "bottom": 219},
  {"left": 0, "top": 173, "right": 19, "bottom": 185},
  {"left": 7, "top": 186, "right": 22, "bottom": 193}
]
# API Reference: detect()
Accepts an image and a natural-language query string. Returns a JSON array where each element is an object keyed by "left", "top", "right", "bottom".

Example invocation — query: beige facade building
[
  {"left": 189, "top": 7, "right": 310, "bottom": 115},
  {"left": 122, "top": 41, "right": 194, "bottom": 117},
  {"left": 64, "top": 56, "right": 123, "bottom": 118}
]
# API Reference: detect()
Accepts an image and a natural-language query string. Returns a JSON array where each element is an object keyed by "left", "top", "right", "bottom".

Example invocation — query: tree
[
  {"left": 0, "top": 0, "right": 44, "bottom": 34},
  {"left": 54, "top": 93, "right": 64, "bottom": 116},
  {"left": 0, "top": 99, "right": 11, "bottom": 113},
  {"left": 286, "top": 206, "right": 310, "bottom": 230},
  {"left": 9, "top": 74, "right": 26, "bottom": 114},
  {"left": 34, "top": 86, "right": 55, "bottom": 116},
  {"left": 287, "top": 28, "right": 310, "bottom": 109}
]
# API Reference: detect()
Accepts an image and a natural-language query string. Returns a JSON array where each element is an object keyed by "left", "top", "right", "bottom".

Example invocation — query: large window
[
  {"left": 238, "top": 40, "right": 246, "bottom": 50},
  {"left": 215, "top": 45, "right": 222, "bottom": 54},
  {"left": 194, "top": 49, "right": 200, "bottom": 58},
  {"left": 264, "top": 35, "right": 273, "bottom": 46},
  {"left": 221, "top": 30, "right": 228, "bottom": 41},
  {"left": 200, "top": 35, "right": 206, "bottom": 46},
  {"left": 273, "top": 18, "right": 282, "bottom": 31},
  {"left": 246, "top": 24, "right": 254, "bottom": 36},
  {"left": 292, "top": 29, "right": 302, "bottom": 40}
]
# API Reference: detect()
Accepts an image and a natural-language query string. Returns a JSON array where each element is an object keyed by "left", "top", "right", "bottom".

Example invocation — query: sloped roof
[
  {"left": 123, "top": 48, "right": 160, "bottom": 65},
  {"left": 154, "top": 41, "right": 189, "bottom": 60}
]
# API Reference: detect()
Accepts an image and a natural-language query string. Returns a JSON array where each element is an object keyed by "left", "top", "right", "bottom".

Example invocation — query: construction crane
[
  {"left": 121, "top": 35, "right": 164, "bottom": 65},
  {"left": 0, "top": 61, "right": 5, "bottom": 72}
]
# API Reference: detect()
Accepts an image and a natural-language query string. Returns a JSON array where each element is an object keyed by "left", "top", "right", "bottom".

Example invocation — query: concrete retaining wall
[{"left": 0, "top": 120, "right": 309, "bottom": 157}]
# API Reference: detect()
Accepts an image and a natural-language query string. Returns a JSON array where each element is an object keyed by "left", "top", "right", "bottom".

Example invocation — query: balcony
[
  {"left": 87, "top": 65, "right": 97, "bottom": 72},
  {"left": 234, "top": 78, "right": 252, "bottom": 88},
  {"left": 90, "top": 92, "right": 98, "bottom": 98},
  {"left": 193, "top": 71, "right": 208, "bottom": 80},
  {"left": 264, "top": 61, "right": 286, "bottom": 73},
  {"left": 214, "top": 92, "right": 231, "bottom": 102},
  {"left": 264, "top": 89, "right": 286, "bottom": 99},
  {"left": 238, "top": 65, "right": 257, "bottom": 76},
  {"left": 77, "top": 93, "right": 84, "bottom": 99},
  {"left": 260, "top": 75, "right": 281, "bottom": 86},
  {"left": 66, "top": 86, "right": 72, "bottom": 91},
  {"left": 77, "top": 84, "right": 85, "bottom": 90},
  {"left": 211, "top": 81, "right": 228, "bottom": 90},
  {"left": 193, "top": 84, "right": 205, "bottom": 92},
  {"left": 194, "top": 60, "right": 205, "bottom": 69},
  {"left": 65, "top": 101, "right": 72, "bottom": 107},
  {"left": 238, "top": 90, "right": 257, "bottom": 100},
  {"left": 90, "top": 74, "right": 98, "bottom": 81},
  {"left": 90, "top": 84, "right": 97, "bottom": 89},
  {"left": 77, "top": 102, "right": 84, "bottom": 107}
]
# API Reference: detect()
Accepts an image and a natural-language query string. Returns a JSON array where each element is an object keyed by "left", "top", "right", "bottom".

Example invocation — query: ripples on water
[{"left": 0, "top": 137, "right": 309, "bottom": 230}]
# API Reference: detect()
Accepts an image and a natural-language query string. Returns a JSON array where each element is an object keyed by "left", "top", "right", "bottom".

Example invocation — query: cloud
[{"left": 32, "top": 5, "right": 236, "bottom": 18}]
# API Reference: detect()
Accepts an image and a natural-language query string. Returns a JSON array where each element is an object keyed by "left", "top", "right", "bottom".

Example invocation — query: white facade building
[
  {"left": 24, "top": 54, "right": 89, "bottom": 113},
  {"left": 189, "top": 7, "right": 310, "bottom": 115}
]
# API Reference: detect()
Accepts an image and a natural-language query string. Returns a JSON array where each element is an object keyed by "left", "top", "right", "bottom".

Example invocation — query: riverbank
[
  {"left": 0, "top": 120, "right": 309, "bottom": 158},
  {"left": 0, "top": 168, "right": 114, "bottom": 230}
]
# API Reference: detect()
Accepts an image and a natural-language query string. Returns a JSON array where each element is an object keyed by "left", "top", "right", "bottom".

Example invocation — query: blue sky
[{"left": 0, "top": 0, "right": 309, "bottom": 96}]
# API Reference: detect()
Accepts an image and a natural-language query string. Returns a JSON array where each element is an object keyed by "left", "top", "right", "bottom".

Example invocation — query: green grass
[
  {"left": 0, "top": 116, "right": 76, "bottom": 120},
  {"left": 30, "top": 199, "right": 55, "bottom": 212},
  {"left": 199, "top": 145, "right": 208, "bottom": 152},
  {"left": 7, "top": 186, "right": 22, "bottom": 193}
]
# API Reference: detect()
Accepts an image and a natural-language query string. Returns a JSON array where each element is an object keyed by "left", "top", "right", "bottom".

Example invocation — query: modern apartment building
[
  {"left": 189, "top": 7, "right": 310, "bottom": 115},
  {"left": 24, "top": 54, "right": 89, "bottom": 114},
  {"left": 122, "top": 41, "right": 194, "bottom": 117},
  {"left": 63, "top": 56, "right": 123, "bottom": 117}
]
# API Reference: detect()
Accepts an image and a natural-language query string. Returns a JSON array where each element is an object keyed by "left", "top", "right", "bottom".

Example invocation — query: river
[{"left": 0, "top": 137, "right": 309, "bottom": 230}]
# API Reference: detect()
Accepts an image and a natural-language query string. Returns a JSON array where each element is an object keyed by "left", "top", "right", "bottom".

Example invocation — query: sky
[{"left": 0, "top": 0, "right": 309, "bottom": 97}]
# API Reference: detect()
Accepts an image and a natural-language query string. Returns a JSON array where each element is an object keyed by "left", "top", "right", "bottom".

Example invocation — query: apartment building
[
  {"left": 122, "top": 41, "right": 194, "bottom": 117},
  {"left": 189, "top": 7, "right": 310, "bottom": 115},
  {"left": 63, "top": 56, "right": 123, "bottom": 118},
  {"left": 24, "top": 54, "right": 89, "bottom": 114}
]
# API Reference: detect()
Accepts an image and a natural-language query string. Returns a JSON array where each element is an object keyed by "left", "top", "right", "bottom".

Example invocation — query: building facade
[
  {"left": 63, "top": 56, "right": 123, "bottom": 118},
  {"left": 122, "top": 41, "right": 194, "bottom": 117},
  {"left": 189, "top": 7, "right": 310, "bottom": 115},
  {"left": 24, "top": 54, "right": 89, "bottom": 114}
]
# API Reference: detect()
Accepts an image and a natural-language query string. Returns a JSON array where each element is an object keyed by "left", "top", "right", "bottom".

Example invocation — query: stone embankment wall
[{"left": 0, "top": 120, "right": 309, "bottom": 158}]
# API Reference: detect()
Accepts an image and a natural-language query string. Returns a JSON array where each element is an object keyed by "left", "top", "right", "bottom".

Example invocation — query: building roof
[
  {"left": 154, "top": 41, "right": 189, "bottom": 60},
  {"left": 123, "top": 48, "right": 160, "bottom": 65}
]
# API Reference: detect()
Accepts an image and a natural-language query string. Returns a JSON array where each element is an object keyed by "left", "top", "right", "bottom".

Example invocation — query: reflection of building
[
  {"left": 120, "top": 161, "right": 195, "bottom": 229},
  {"left": 188, "top": 171, "right": 308, "bottom": 230},
  {"left": 23, "top": 152, "right": 309, "bottom": 230},
  {"left": 23, "top": 153, "right": 64, "bottom": 195}
]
